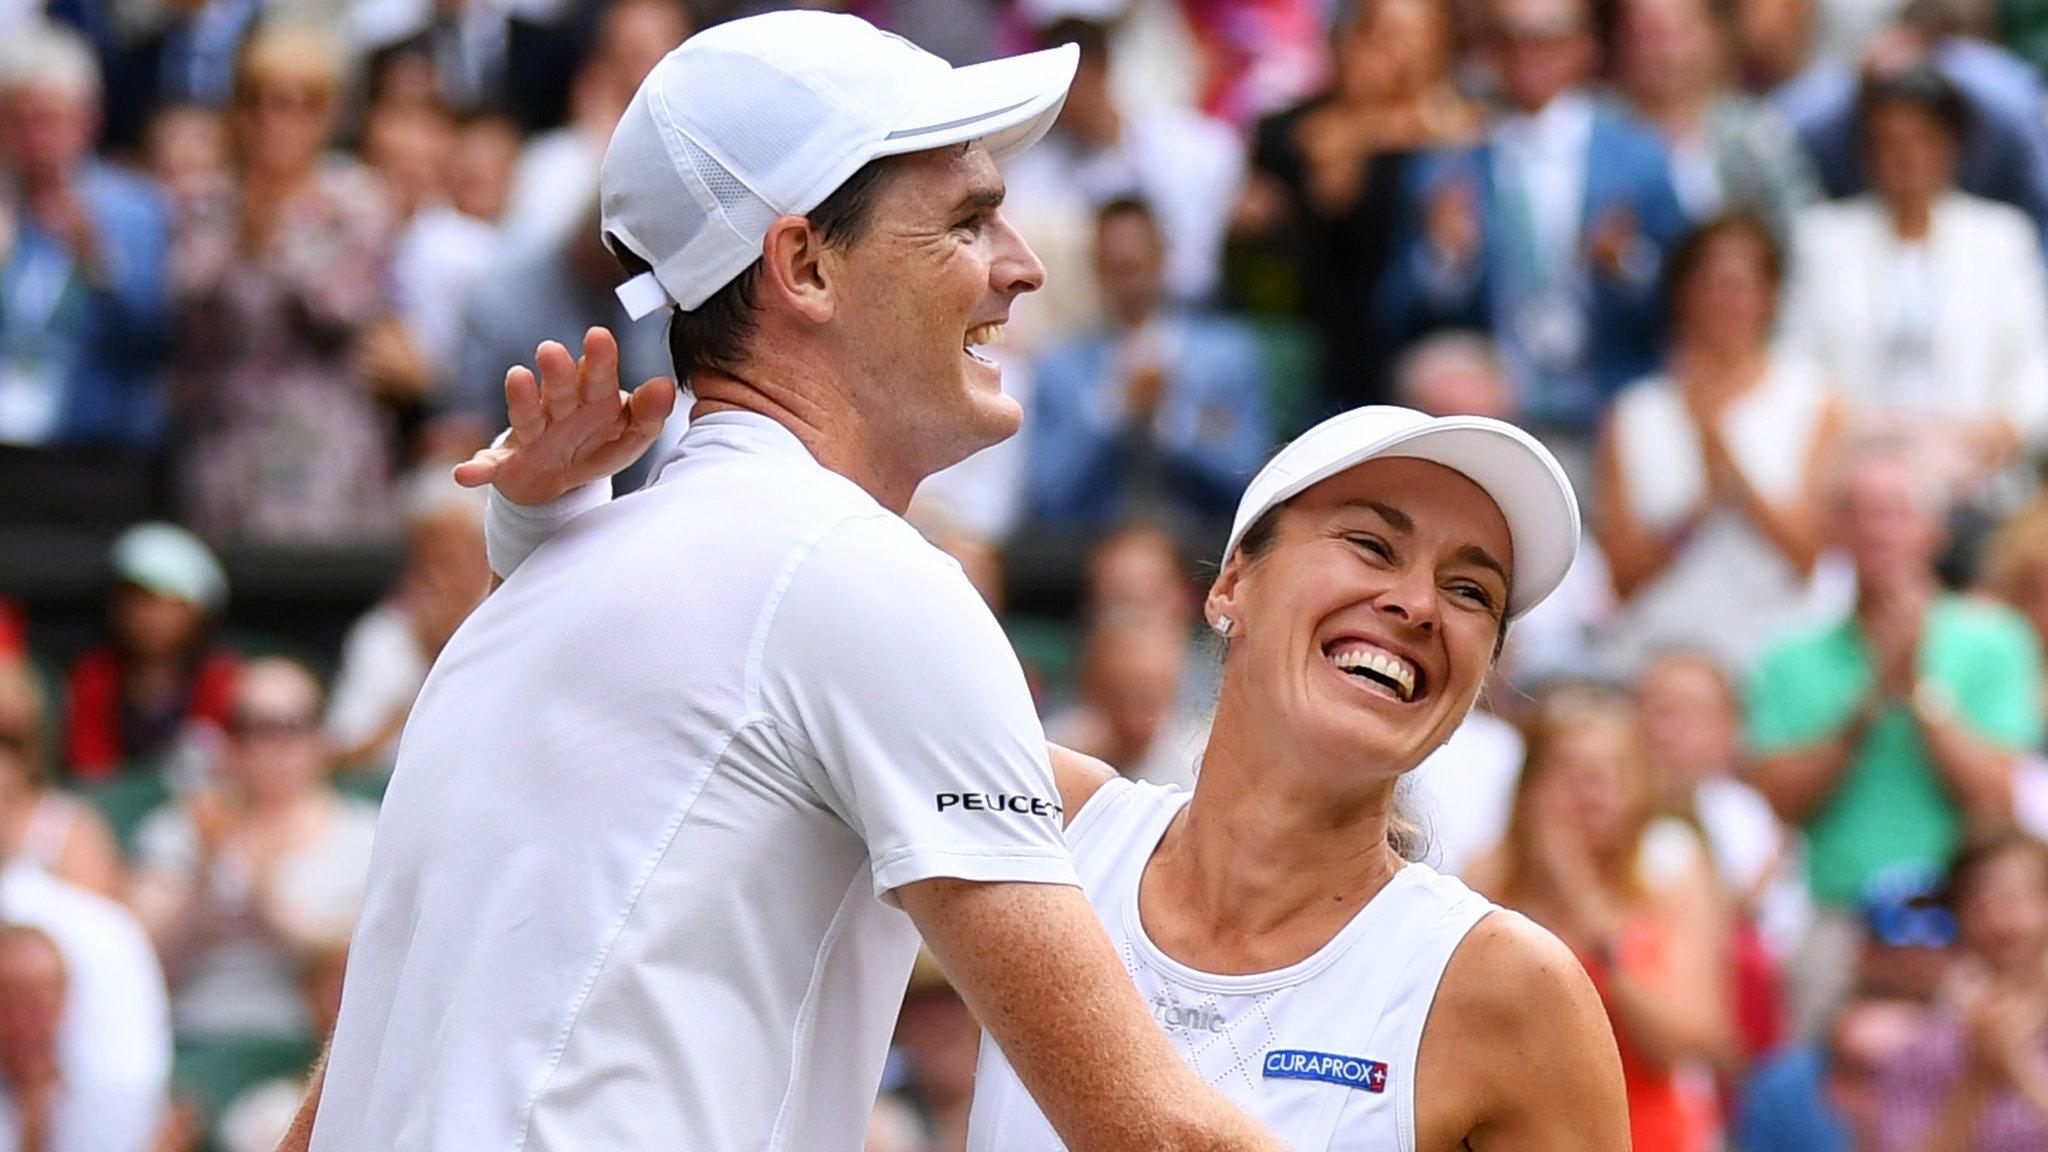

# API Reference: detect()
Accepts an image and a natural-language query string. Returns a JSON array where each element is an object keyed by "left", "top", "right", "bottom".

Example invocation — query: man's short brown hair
[{"left": 609, "top": 155, "right": 900, "bottom": 382}]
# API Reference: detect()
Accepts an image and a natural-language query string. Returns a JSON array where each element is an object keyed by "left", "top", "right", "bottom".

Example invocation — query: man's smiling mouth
[{"left": 964, "top": 322, "right": 1004, "bottom": 364}]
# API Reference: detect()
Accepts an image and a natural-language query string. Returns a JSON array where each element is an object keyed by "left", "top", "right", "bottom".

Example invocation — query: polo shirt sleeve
[
  {"left": 1953, "top": 608, "right": 2045, "bottom": 750},
  {"left": 760, "top": 515, "right": 1079, "bottom": 902},
  {"left": 1745, "top": 637, "right": 1819, "bottom": 757}
]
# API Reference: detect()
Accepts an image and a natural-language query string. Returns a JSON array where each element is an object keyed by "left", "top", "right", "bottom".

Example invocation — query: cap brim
[
  {"left": 1375, "top": 421, "right": 1579, "bottom": 619},
  {"left": 1230, "top": 416, "right": 1580, "bottom": 620},
  {"left": 880, "top": 42, "right": 1079, "bottom": 162}
]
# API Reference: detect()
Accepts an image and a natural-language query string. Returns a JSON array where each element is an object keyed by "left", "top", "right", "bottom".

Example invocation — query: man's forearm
[
  {"left": 1915, "top": 703, "right": 2019, "bottom": 829},
  {"left": 1750, "top": 703, "right": 1870, "bottom": 824},
  {"left": 274, "top": 1044, "right": 327, "bottom": 1152}
]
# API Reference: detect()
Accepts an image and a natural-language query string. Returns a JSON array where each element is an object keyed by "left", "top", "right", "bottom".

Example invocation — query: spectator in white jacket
[{"left": 1782, "top": 67, "right": 2048, "bottom": 492}]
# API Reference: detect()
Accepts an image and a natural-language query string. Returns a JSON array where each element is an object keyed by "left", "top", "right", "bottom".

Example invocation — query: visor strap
[{"left": 616, "top": 271, "right": 672, "bottom": 321}]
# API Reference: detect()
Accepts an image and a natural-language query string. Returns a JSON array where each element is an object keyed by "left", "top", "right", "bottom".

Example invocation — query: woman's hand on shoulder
[{"left": 1416, "top": 910, "right": 1630, "bottom": 1152}]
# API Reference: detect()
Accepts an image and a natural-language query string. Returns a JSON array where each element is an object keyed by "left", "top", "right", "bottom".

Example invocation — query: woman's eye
[
  {"left": 1450, "top": 581, "right": 1496, "bottom": 610},
  {"left": 1346, "top": 535, "right": 1391, "bottom": 560}
]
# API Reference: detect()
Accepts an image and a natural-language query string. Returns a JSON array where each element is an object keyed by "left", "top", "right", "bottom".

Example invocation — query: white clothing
[
  {"left": 135, "top": 797, "right": 379, "bottom": 1039},
  {"left": 1498, "top": 535, "right": 1615, "bottom": 689},
  {"left": 313, "top": 411, "right": 1077, "bottom": 1152},
  {"left": 324, "top": 601, "right": 430, "bottom": 769},
  {"left": 967, "top": 778, "right": 1497, "bottom": 1151},
  {"left": 498, "top": 126, "right": 604, "bottom": 256},
  {"left": 1694, "top": 776, "right": 1812, "bottom": 958},
  {"left": 1001, "top": 109, "right": 1245, "bottom": 347},
  {"left": 1783, "top": 193, "right": 2048, "bottom": 444},
  {"left": 1400, "top": 710, "right": 1527, "bottom": 878},
  {"left": 0, "top": 865, "right": 170, "bottom": 1152},
  {"left": 1597, "top": 355, "right": 1837, "bottom": 674},
  {"left": 12, "top": 793, "right": 81, "bottom": 874},
  {"left": 1494, "top": 92, "right": 1598, "bottom": 281},
  {"left": 392, "top": 205, "right": 500, "bottom": 378}
]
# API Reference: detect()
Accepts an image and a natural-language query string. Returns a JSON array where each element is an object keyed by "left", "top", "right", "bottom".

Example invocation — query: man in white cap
[{"left": 286, "top": 12, "right": 1286, "bottom": 1152}]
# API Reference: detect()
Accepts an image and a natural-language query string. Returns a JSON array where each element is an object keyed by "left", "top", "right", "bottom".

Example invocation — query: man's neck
[
  {"left": 690, "top": 367, "right": 924, "bottom": 514},
  {"left": 1636, "top": 84, "right": 1710, "bottom": 136}
]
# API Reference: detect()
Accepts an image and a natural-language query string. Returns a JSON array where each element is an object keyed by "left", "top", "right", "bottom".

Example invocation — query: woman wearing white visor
[{"left": 481, "top": 400, "right": 1629, "bottom": 1151}]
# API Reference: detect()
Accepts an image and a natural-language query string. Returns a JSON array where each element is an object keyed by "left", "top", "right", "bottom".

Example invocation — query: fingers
[
  {"left": 536, "top": 340, "right": 578, "bottom": 420},
  {"left": 452, "top": 446, "right": 512, "bottom": 488},
  {"left": 627, "top": 377, "right": 679, "bottom": 434},
  {"left": 579, "top": 327, "right": 621, "bottom": 404},
  {"left": 505, "top": 366, "right": 544, "bottom": 444}
]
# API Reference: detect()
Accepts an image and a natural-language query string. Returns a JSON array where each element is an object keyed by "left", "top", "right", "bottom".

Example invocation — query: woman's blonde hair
[
  {"left": 1495, "top": 684, "right": 1658, "bottom": 907},
  {"left": 232, "top": 25, "right": 345, "bottom": 107}
]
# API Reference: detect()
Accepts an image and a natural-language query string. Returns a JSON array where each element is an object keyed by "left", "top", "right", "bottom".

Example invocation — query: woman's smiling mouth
[{"left": 1322, "top": 639, "right": 1421, "bottom": 702}]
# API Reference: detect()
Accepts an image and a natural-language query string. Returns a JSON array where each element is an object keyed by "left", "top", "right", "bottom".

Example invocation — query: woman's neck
[
  {"left": 1675, "top": 339, "right": 1768, "bottom": 393},
  {"left": 1141, "top": 708, "right": 1403, "bottom": 970},
  {"left": 1892, "top": 195, "right": 1936, "bottom": 240}
]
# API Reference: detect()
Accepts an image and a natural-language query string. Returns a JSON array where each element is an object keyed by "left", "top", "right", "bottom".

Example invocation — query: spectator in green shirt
[{"left": 1746, "top": 442, "right": 2043, "bottom": 1038}]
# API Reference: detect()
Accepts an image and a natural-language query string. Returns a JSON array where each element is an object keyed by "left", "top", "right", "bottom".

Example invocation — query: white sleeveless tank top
[
  {"left": 1597, "top": 353, "right": 1840, "bottom": 674},
  {"left": 965, "top": 778, "right": 1497, "bottom": 1152}
]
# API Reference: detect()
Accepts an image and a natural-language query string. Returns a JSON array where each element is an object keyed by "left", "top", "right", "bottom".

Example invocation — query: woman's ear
[{"left": 1205, "top": 552, "right": 1249, "bottom": 638}]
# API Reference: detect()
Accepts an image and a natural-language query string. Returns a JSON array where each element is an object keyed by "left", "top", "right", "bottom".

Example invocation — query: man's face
[
  {"left": 821, "top": 144, "right": 1046, "bottom": 480},
  {"left": 1835, "top": 458, "right": 1942, "bottom": 585},
  {"left": 1093, "top": 209, "right": 1165, "bottom": 326},
  {"left": 0, "top": 85, "right": 96, "bottom": 183},
  {"left": 1491, "top": 0, "right": 1597, "bottom": 112}
]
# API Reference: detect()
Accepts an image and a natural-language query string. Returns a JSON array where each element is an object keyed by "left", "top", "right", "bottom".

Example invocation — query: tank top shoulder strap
[
  {"left": 16, "top": 794, "right": 77, "bottom": 871},
  {"left": 1062, "top": 777, "right": 1189, "bottom": 892},
  {"left": 1354, "top": 864, "right": 1498, "bottom": 1152}
]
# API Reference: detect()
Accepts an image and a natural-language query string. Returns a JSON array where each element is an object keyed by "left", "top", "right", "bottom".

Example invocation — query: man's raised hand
[{"left": 453, "top": 326, "right": 678, "bottom": 506}]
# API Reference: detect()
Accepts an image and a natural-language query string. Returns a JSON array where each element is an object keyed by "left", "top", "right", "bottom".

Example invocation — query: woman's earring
[{"left": 1211, "top": 615, "right": 1234, "bottom": 637}]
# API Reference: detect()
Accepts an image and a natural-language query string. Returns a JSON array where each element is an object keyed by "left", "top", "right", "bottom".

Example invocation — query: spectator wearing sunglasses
[
  {"left": 1736, "top": 882, "right": 1956, "bottom": 1152},
  {"left": 129, "top": 658, "right": 376, "bottom": 1048},
  {"left": 1872, "top": 834, "right": 2048, "bottom": 1152}
]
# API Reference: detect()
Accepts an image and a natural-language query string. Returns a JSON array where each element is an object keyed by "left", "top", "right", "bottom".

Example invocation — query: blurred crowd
[{"left": 6, "top": 0, "right": 2048, "bottom": 1150}]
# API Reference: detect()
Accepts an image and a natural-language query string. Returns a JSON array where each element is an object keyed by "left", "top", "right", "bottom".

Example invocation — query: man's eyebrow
[{"left": 951, "top": 185, "right": 1006, "bottom": 214}]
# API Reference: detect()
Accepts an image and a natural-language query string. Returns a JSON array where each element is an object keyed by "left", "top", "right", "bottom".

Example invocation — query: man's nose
[{"left": 990, "top": 212, "right": 1047, "bottom": 296}]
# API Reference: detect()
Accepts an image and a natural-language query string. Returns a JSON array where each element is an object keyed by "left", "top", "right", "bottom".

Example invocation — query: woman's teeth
[
  {"left": 965, "top": 323, "right": 1005, "bottom": 350},
  {"left": 1325, "top": 647, "right": 1417, "bottom": 701}
]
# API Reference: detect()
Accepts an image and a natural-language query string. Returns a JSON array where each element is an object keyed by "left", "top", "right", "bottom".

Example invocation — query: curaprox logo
[{"left": 1261, "top": 1049, "right": 1388, "bottom": 1093}]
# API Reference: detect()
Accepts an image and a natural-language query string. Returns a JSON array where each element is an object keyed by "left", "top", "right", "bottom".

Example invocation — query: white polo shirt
[{"left": 311, "top": 411, "right": 1077, "bottom": 1152}]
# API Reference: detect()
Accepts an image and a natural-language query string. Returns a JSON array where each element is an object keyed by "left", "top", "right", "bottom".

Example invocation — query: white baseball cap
[
  {"left": 110, "top": 522, "right": 228, "bottom": 613},
  {"left": 1222, "top": 407, "right": 1581, "bottom": 621},
  {"left": 601, "top": 11, "right": 1080, "bottom": 320}
]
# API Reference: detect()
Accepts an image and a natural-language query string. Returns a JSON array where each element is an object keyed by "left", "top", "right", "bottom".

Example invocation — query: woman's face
[
  {"left": 1957, "top": 846, "right": 2048, "bottom": 980},
  {"left": 1208, "top": 457, "right": 1511, "bottom": 781},
  {"left": 233, "top": 71, "right": 336, "bottom": 178},
  {"left": 1676, "top": 229, "right": 1778, "bottom": 349},
  {"left": 1339, "top": 0, "right": 1449, "bottom": 101},
  {"left": 1532, "top": 720, "right": 1640, "bottom": 856},
  {"left": 1865, "top": 101, "right": 1960, "bottom": 212}
]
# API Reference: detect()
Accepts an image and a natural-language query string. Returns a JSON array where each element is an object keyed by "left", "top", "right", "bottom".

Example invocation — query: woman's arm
[
  {"left": 1595, "top": 412, "right": 1690, "bottom": 600},
  {"left": 1416, "top": 911, "right": 1631, "bottom": 1152},
  {"left": 1701, "top": 390, "right": 1843, "bottom": 578},
  {"left": 1593, "top": 849, "right": 1740, "bottom": 1073}
]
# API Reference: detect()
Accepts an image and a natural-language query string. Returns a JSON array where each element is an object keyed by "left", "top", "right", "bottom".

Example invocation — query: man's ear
[{"left": 758, "top": 215, "right": 834, "bottom": 324}]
